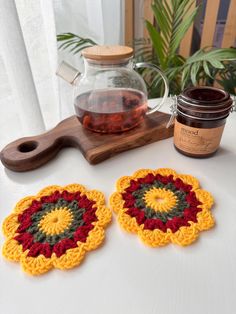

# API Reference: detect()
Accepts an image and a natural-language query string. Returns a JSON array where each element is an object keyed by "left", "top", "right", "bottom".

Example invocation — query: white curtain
[
  {"left": 0, "top": 0, "right": 123, "bottom": 145},
  {"left": 54, "top": 0, "right": 124, "bottom": 119}
]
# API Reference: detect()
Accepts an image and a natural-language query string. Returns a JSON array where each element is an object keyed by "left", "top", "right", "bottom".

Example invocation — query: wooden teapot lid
[{"left": 82, "top": 45, "right": 133, "bottom": 61}]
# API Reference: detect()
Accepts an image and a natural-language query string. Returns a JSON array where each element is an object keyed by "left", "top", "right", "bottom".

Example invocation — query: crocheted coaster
[
  {"left": 110, "top": 168, "right": 214, "bottom": 247},
  {"left": 2, "top": 184, "right": 111, "bottom": 275}
]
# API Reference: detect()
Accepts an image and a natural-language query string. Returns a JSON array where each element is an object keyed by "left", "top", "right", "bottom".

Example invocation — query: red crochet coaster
[
  {"left": 2, "top": 184, "right": 111, "bottom": 275},
  {"left": 110, "top": 168, "right": 214, "bottom": 247}
]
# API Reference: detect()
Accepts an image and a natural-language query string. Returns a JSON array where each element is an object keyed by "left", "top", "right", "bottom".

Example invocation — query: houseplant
[
  {"left": 135, "top": 0, "right": 236, "bottom": 97},
  {"left": 57, "top": 0, "right": 236, "bottom": 97}
]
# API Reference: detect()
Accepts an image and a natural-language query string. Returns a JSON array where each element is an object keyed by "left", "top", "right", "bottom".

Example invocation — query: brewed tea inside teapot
[{"left": 57, "top": 45, "right": 169, "bottom": 133}]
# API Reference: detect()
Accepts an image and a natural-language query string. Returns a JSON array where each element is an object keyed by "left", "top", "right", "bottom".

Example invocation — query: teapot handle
[
  {"left": 56, "top": 61, "right": 81, "bottom": 85},
  {"left": 134, "top": 62, "right": 169, "bottom": 115}
]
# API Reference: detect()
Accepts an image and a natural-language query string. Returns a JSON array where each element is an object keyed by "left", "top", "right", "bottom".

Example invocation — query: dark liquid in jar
[{"left": 74, "top": 88, "right": 147, "bottom": 133}]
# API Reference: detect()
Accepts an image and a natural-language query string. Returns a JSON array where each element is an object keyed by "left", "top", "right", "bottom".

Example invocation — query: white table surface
[{"left": 0, "top": 99, "right": 236, "bottom": 314}]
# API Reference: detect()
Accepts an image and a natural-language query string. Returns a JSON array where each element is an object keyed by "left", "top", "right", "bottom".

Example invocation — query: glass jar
[{"left": 174, "top": 86, "right": 233, "bottom": 157}]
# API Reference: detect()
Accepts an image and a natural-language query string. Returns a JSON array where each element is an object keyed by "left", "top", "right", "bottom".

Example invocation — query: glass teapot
[{"left": 57, "top": 45, "right": 169, "bottom": 133}]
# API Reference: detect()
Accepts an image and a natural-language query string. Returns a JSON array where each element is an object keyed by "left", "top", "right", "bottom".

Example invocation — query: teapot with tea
[{"left": 57, "top": 45, "right": 169, "bottom": 133}]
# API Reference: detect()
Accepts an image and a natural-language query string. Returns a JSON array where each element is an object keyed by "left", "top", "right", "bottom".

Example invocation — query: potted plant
[{"left": 57, "top": 0, "right": 236, "bottom": 97}]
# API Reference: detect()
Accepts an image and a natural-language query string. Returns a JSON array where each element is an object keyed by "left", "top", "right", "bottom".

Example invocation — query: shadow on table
[
  {"left": 2, "top": 146, "right": 236, "bottom": 185},
  {"left": 2, "top": 148, "right": 79, "bottom": 184}
]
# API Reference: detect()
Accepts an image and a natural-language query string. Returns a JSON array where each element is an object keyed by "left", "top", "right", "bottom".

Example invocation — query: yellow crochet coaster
[
  {"left": 2, "top": 184, "right": 111, "bottom": 275},
  {"left": 110, "top": 168, "right": 214, "bottom": 247}
]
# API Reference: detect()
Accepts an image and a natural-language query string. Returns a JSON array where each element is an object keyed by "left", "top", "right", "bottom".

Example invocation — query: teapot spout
[{"left": 56, "top": 61, "right": 80, "bottom": 85}]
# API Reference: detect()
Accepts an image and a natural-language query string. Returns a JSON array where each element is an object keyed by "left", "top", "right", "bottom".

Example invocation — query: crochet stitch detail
[
  {"left": 110, "top": 168, "right": 214, "bottom": 247},
  {"left": 2, "top": 184, "right": 111, "bottom": 275},
  {"left": 38, "top": 208, "right": 73, "bottom": 235},
  {"left": 144, "top": 188, "right": 177, "bottom": 212}
]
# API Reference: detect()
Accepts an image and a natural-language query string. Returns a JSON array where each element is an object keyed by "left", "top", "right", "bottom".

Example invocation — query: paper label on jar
[{"left": 174, "top": 120, "right": 225, "bottom": 155}]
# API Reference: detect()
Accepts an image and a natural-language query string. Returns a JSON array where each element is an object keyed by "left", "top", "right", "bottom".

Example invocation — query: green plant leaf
[
  {"left": 152, "top": 4, "right": 171, "bottom": 39},
  {"left": 181, "top": 64, "right": 191, "bottom": 89},
  {"left": 169, "top": 6, "right": 198, "bottom": 55},
  {"left": 155, "top": 0, "right": 172, "bottom": 24},
  {"left": 203, "top": 61, "right": 213, "bottom": 78},
  {"left": 190, "top": 62, "right": 201, "bottom": 85},
  {"left": 187, "top": 48, "right": 236, "bottom": 64},
  {"left": 72, "top": 45, "right": 92, "bottom": 55},
  {"left": 145, "top": 20, "right": 165, "bottom": 68},
  {"left": 57, "top": 33, "right": 76, "bottom": 41},
  {"left": 208, "top": 59, "right": 225, "bottom": 69},
  {"left": 173, "top": 0, "right": 195, "bottom": 28},
  {"left": 57, "top": 33, "right": 96, "bottom": 54},
  {"left": 170, "top": 54, "right": 186, "bottom": 67},
  {"left": 58, "top": 40, "right": 79, "bottom": 50}
]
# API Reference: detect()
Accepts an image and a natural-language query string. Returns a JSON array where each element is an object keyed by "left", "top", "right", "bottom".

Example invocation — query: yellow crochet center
[
  {"left": 38, "top": 208, "right": 73, "bottom": 235},
  {"left": 144, "top": 188, "right": 177, "bottom": 212}
]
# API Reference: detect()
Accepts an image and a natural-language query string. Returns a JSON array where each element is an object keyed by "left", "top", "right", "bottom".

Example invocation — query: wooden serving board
[{"left": 0, "top": 112, "right": 173, "bottom": 172}]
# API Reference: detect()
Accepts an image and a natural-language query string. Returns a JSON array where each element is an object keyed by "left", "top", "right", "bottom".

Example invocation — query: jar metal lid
[
  {"left": 177, "top": 86, "right": 233, "bottom": 120},
  {"left": 177, "top": 95, "right": 232, "bottom": 109},
  {"left": 180, "top": 86, "right": 230, "bottom": 105},
  {"left": 177, "top": 102, "right": 232, "bottom": 114},
  {"left": 176, "top": 108, "right": 230, "bottom": 121}
]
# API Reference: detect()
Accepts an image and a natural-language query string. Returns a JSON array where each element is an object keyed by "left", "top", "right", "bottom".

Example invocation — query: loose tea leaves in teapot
[{"left": 74, "top": 88, "right": 147, "bottom": 133}]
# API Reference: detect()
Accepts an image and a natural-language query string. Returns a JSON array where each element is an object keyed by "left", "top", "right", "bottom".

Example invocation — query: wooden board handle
[
  {"left": 0, "top": 112, "right": 174, "bottom": 172},
  {"left": 0, "top": 116, "right": 80, "bottom": 172}
]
